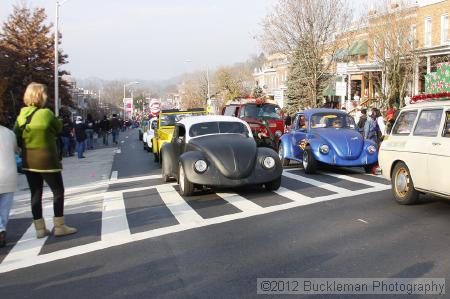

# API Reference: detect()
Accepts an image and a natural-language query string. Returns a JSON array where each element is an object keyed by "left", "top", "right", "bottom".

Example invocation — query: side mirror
[{"left": 151, "top": 123, "right": 157, "bottom": 130}]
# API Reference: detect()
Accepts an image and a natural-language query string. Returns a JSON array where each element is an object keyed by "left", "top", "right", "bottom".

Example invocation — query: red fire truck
[{"left": 221, "top": 98, "right": 285, "bottom": 148}]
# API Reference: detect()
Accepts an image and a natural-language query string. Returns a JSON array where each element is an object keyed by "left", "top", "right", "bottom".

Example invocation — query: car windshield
[
  {"left": 160, "top": 113, "right": 203, "bottom": 127},
  {"left": 243, "top": 104, "right": 282, "bottom": 120},
  {"left": 310, "top": 113, "right": 356, "bottom": 129},
  {"left": 189, "top": 121, "right": 249, "bottom": 137}
]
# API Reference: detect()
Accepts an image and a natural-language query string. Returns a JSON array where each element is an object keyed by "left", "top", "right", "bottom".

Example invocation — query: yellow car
[{"left": 152, "top": 108, "right": 206, "bottom": 162}]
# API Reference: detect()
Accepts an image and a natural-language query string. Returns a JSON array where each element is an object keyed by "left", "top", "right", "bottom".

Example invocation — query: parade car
[
  {"left": 379, "top": 97, "right": 450, "bottom": 204},
  {"left": 138, "top": 119, "right": 148, "bottom": 141},
  {"left": 222, "top": 98, "right": 284, "bottom": 149},
  {"left": 160, "top": 115, "right": 283, "bottom": 196},
  {"left": 143, "top": 117, "right": 158, "bottom": 152},
  {"left": 152, "top": 108, "right": 206, "bottom": 162},
  {"left": 278, "top": 109, "right": 379, "bottom": 174}
]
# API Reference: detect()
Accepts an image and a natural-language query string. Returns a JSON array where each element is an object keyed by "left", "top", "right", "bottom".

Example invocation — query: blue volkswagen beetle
[{"left": 278, "top": 109, "right": 378, "bottom": 174}]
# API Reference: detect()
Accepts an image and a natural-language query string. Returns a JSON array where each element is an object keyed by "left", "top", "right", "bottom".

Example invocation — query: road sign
[
  {"left": 336, "top": 82, "right": 347, "bottom": 97},
  {"left": 336, "top": 63, "right": 347, "bottom": 75},
  {"left": 149, "top": 98, "right": 161, "bottom": 115}
]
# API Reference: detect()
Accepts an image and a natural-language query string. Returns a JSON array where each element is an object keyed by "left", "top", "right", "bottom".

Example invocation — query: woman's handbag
[{"left": 17, "top": 108, "right": 40, "bottom": 150}]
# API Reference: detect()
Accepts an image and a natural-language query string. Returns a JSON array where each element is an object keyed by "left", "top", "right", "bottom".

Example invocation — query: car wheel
[
  {"left": 302, "top": 146, "right": 317, "bottom": 174},
  {"left": 179, "top": 163, "right": 194, "bottom": 196},
  {"left": 391, "top": 162, "right": 419, "bottom": 205},
  {"left": 265, "top": 177, "right": 282, "bottom": 191},
  {"left": 154, "top": 152, "right": 159, "bottom": 163},
  {"left": 278, "top": 143, "right": 290, "bottom": 166},
  {"left": 161, "top": 157, "right": 171, "bottom": 183}
]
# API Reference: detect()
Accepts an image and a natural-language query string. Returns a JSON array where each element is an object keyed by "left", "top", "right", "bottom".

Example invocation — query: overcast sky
[
  {"left": 0, "top": 0, "right": 373, "bottom": 81},
  {"left": 0, "top": 0, "right": 281, "bottom": 81}
]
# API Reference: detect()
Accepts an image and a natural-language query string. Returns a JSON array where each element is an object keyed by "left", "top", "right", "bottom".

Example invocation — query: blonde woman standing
[{"left": 14, "top": 83, "right": 76, "bottom": 238}]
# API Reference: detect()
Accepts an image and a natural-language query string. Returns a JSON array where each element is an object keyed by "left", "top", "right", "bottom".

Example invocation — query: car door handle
[{"left": 432, "top": 142, "right": 441, "bottom": 146}]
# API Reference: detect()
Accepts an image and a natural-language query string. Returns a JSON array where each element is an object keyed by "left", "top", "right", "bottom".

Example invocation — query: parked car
[
  {"left": 278, "top": 109, "right": 379, "bottom": 174},
  {"left": 379, "top": 99, "right": 450, "bottom": 204},
  {"left": 143, "top": 117, "right": 158, "bottom": 152},
  {"left": 152, "top": 108, "right": 206, "bottom": 162},
  {"left": 138, "top": 119, "right": 148, "bottom": 141},
  {"left": 160, "top": 115, "right": 283, "bottom": 196},
  {"left": 222, "top": 98, "right": 284, "bottom": 149}
]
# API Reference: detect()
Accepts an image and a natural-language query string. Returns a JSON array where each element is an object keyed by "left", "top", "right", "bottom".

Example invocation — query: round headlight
[
  {"left": 194, "top": 160, "right": 208, "bottom": 173},
  {"left": 262, "top": 157, "right": 276, "bottom": 169},
  {"left": 367, "top": 145, "right": 377, "bottom": 154},
  {"left": 275, "top": 130, "right": 282, "bottom": 138},
  {"left": 319, "top": 144, "right": 329, "bottom": 154}
]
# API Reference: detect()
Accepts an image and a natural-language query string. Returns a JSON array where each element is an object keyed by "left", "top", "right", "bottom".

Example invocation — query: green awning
[
  {"left": 348, "top": 40, "right": 368, "bottom": 56},
  {"left": 333, "top": 48, "right": 348, "bottom": 60}
]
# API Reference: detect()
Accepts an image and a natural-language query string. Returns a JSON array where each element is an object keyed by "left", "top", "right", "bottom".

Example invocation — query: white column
[
  {"left": 414, "top": 62, "right": 420, "bottom": 95},
  {"left": 426, "top": 56, "right": 431, "bottom": 74},
  {"left": 347, "top": 74, "right": 352, "bottom": 109}
]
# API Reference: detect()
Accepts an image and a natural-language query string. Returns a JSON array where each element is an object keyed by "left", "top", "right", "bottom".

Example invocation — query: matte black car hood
[{"left": 189, "top": 134, "right": 257, "bottom": 179}]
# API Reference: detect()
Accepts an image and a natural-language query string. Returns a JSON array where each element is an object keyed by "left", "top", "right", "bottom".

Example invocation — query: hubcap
[
  {"left": 302, "top": 151, "right": 308, "bottom": 169},
  {"left": 179, "top": 165, "right": 185, "bottom": 192},
  {"left": 395, "top": 168, "right": 409, "bottom": 197}
]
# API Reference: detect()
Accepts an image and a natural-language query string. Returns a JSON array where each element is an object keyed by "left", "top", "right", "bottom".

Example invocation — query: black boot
[{"left": 0, "top": 231, "right": 6, "bottom": 247}]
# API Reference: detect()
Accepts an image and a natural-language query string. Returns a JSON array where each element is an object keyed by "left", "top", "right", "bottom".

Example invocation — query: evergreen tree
[
  {"left": 0, "top": 4, "right": 72, "bottom": 117},
  {"left": 285, "top": 50, "right": 327, "bottom": 114}
]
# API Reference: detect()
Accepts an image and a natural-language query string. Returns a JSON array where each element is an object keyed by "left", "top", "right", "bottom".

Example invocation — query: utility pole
[{"left": 54, "top": 1, "right": 60, "bottom": 117}]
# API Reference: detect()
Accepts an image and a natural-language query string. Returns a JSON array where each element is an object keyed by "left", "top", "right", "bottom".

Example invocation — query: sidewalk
[{"left": 16, "top": 146, "right": 117, "bottom": 196}]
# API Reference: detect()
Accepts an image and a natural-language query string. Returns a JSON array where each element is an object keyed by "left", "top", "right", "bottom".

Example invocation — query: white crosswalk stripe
[
  {"left": 0, "top": 170, "right": 390, "bottom": 274},
  {"left": 156, "top": 184, "right": 204, "bottom": 226},
  {"left": 282, "top": 171, "right": 353, "bottom": 194},
  {"left": 216, "top": 192, "right": 264, "bottom": 214}
]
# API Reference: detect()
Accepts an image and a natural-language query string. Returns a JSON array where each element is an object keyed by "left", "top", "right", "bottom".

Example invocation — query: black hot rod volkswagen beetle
[{"left": 160, "top": 115, "right": 283, "bottom": 196}]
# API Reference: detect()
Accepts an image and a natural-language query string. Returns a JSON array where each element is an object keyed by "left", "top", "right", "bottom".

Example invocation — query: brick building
[{"left": 254, "top": 0, "right": 450, "bottom": 111}]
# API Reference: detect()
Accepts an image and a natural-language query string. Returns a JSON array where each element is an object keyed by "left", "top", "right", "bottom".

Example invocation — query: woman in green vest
[{"left": 14, "top": 82, "right": 77, "bottom": 238}]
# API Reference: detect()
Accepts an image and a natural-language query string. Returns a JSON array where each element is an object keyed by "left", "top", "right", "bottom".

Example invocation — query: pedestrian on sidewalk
[
  {"left": 100, "top": 115, "right": 110, "bottom": 145},
  {"left": 364, "top": 109, "right": 382, "bottom": 145},
  {"left": 61, "top": 115, "right": 73, "bottom": 157},
  {"left": 74, "top": 116, "right": 87, "bottom": 159},
  {"left": 85, "top": 114, "right": 95, "bottom": 150},
  {"left": 110, "top": 114, "right": 120, "bottom": 145},
  {"left": 14, "top": 82, "right": 77, "bottom": 238},
  {"left": 0, "top": 115, "right": 19, "bottom": 247},
  {"left": 357, "top": 108, "right": 367, "bottom": 135}
]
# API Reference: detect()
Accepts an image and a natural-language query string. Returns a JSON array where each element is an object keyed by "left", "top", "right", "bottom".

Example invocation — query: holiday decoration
[{"left": 425, "top": 62, "right": 450, "bottom": 94}]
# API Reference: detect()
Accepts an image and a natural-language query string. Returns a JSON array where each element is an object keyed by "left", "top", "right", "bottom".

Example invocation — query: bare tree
[
  {"left": 368, "top": 0, "right": 418, "bottom": 108},
  {"left": 179, "top": 71, "right": 209, "bottom": 109},
  {"left": 260, "top": 0, "right": 352, "bottom": 109}
]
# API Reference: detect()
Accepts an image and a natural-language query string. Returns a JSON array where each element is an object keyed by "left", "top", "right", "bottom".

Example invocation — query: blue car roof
[{"left": 296, "top": 108, "right": 347, "bottom": 117}]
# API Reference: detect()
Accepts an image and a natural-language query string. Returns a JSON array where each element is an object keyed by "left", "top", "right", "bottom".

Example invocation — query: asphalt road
[{"left": 1, "top": 129, "right": 450, "bottom": 299}]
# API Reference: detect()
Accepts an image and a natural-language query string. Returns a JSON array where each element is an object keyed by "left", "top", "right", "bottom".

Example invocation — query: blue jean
[
  {"left": 0, "top": 193, "right": 14, "bottom": 231},
  {"left": 85, "top": 129, "right": 94, "bottom": 149},
  {"left": 112, "top": 130, "right": 119, "bottom": 144},
  {"left": 76, "top": 141, "right": 85, "bottom": 158},
  {"left": 61, "top": 136, "right": 70, "bottom": 156}
]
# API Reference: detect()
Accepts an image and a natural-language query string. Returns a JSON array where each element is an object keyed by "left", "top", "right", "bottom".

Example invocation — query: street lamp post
[
  {"left": 123, "top": 81, "right": 139, "bottom": 98},
  {"left": 54, "top": 0, "right": 71, "bottom": 117}
]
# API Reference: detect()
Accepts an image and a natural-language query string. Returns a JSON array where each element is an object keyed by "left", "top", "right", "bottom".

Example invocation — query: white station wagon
[{"left": 379, "top": 100, "right": 450, "bottom": 204}]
